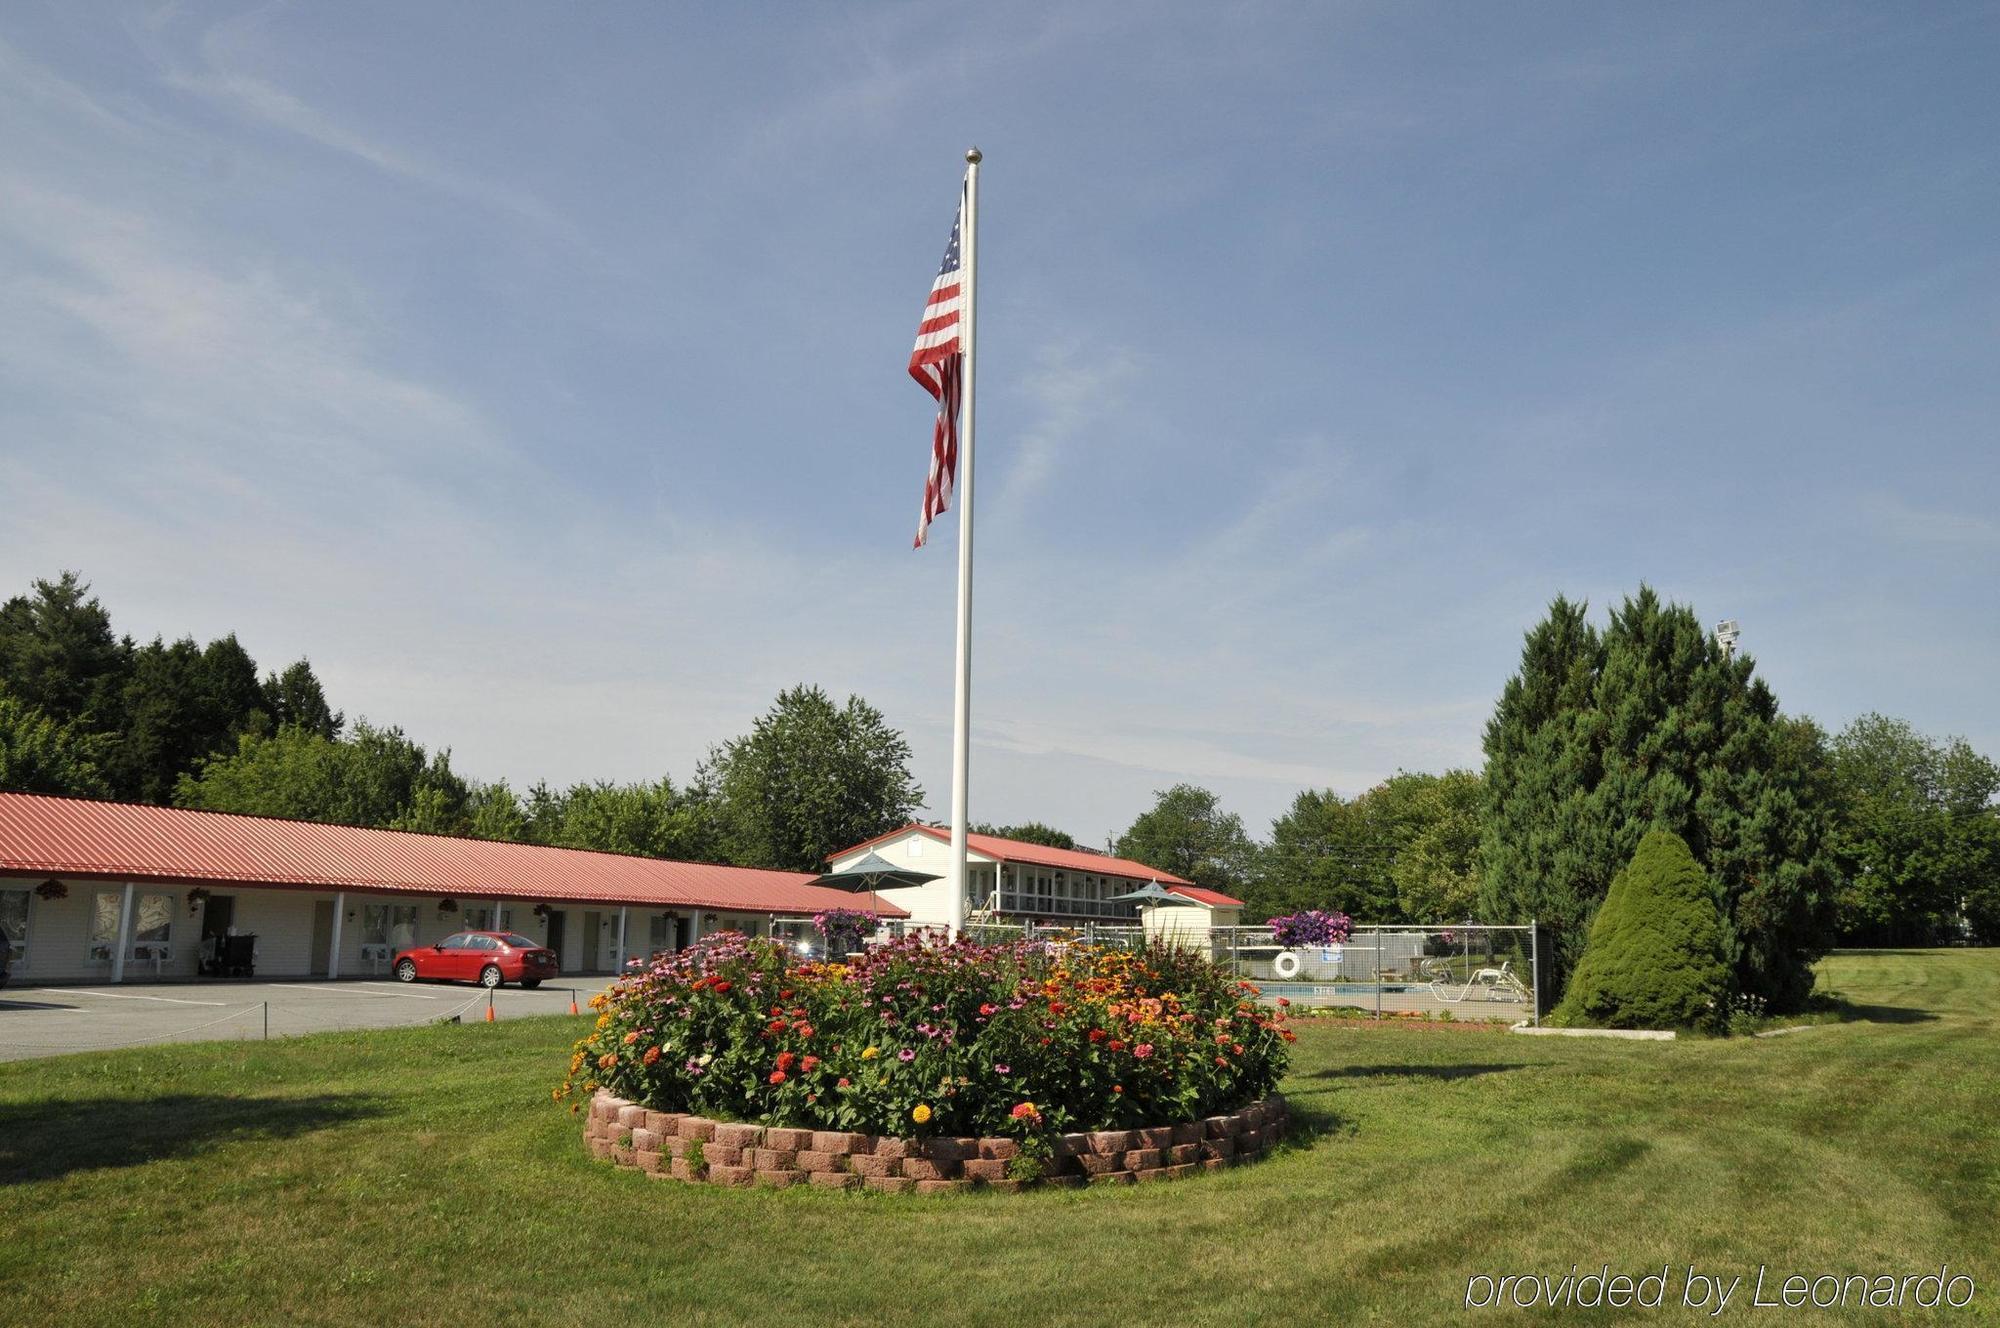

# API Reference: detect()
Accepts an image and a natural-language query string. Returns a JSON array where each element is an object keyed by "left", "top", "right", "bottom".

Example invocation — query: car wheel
[
  {"left": 394, "top": 959, "right": 418, "bottom": 983},
  {"left": 479, "top": 964, "right": 503, "bottom": 989},
  {"left": 521, "top": 979, "right": 542, "bottom": 990}
]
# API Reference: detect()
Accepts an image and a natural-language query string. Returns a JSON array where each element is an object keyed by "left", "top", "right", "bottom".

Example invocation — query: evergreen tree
[
  {"left": 109, "top": 634, "right": 272, "bottom": 803},
  {"left": 263, "top": 660, "right": 343, "bottom": 739},
  {"left": 1479, "top": 595, "right": 1610, "bottom": 979},
  {"left": 0, "top": 572, "right": 131, "bottom": 731},
  {"left": 1481, "top": 589, "right": 1837, "bottom": 1009},
  {"left": 1553, "top": 829, "right": 1730, "bottom": 1030}
]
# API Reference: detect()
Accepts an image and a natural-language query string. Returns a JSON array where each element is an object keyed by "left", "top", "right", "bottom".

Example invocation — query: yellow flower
[
  {"left": 861, "top": 1045, "right": 880, "bottom": 1060},
  {"left": 911, "top": 1104, "right": 932, "bottom": 1124}
]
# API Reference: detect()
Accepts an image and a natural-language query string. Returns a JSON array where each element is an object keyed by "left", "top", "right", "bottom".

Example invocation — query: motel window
[
  {"left": 0, "top": 888, "right": 28, "bottom": 963},
  {"left": 133, "top": 894, "right": 172, "bottom": 950},
  {"left": 363, "top": 905, "right": 420, "bottom": 952},
  {"left": 464, "top": 907, "right": 513, "bottom": 932},
  {"left": 648, "top": 914, "right": 675, "bottom": 954},
  {"left": 89, "top": 890, "right": 173, "bottom": 960}
]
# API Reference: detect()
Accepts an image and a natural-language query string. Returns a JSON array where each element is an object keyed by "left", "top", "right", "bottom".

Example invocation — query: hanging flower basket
[
  {"left": 533, "top": 903, "right": 551, "bottom": 920},
  {"left": 1268, "top": 909, "right": 1353, "bottom": 948},
  {"left": 187, "top": 887, "right": 211, "bottom": 915},
  {"left": 812, "top": 907, "right": 877, "bottom": 955},
  {"left": 437, "top": 897, "right": 459, "bottom": 915},
  {"left": 34, "top": 879, "right": 67, "bottom": 901}
]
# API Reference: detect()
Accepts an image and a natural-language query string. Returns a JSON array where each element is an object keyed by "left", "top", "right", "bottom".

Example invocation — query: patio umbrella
[
  {"left": 1105, "top": 879, "right": 1203, "bottom": 907},
  {"left": 813, "top": 851, "right": 943, "bottom": 929}
]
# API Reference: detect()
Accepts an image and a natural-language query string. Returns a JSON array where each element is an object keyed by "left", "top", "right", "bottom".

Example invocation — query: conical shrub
[{"left": 1554, "top": 828, "right": 1729, "bottom": 1030}]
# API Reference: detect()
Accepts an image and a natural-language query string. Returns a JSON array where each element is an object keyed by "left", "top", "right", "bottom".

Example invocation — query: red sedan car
[{"left": 393, "top": 930, "right": 559, "bottom": 989}]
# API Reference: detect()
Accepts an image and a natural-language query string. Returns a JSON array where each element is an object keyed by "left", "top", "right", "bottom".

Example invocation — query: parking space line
[
  {"left": 263, "top": 982, "right": 441, "bottom": 1000},
  {"left": 64, "top": 989, "right": 227, "bottom": 1006}
]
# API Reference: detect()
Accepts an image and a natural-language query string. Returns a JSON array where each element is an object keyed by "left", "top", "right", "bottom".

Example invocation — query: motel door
[
  {"left": 309, "top": 900, "right": 335, "bottom": 975},
  {"left": 545, "top": 911, "right": 566, "bottom": 966},
  {"left": 581, "top": 911, "right": 602, "bottom": 971}
]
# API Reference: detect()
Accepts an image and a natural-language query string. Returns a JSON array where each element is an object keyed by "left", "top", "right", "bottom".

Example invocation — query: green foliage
[
  {"left": 970, "top": 821, "right": 1076, "bottom": 850},
  {"left": 1115, "top": 783, "right": 1253, "bottom": 895},
  {"left": 262, "top": 660, "right": 343, "bottom": 739},
  {"left": 0, "top": 683, "right": 110, "bottom": 796},
  {"left": 1961, "top": 816, "right": 2000, "bottom": 945},
  {"left": 0, "top": 573, "right": 346, "bottom": 805},
  {"left": 1828, "top": 713, "right": 2000, "bottom": 945},
  {"left": 701, "top": 685, "right": 922, "bottom": 871},
  {"left": 107, "top": 634, "right": 271, "bottom": 803},
  {"left": 172, "top": 721, "right": 469, "bottom": 831},
  {"left": 1481, "top": 588, "right": 1838, "bottom": 1010},
  {"left": 1391, "top": 770, "right": 1484, "bottom": 922},
  {"left": 518, "top": 777, "right": 719, "bottom": 861},
  {"left": 1250, "top": 771, "right": 1482, "bottom": 924},
  {"left": 1553, "top": 829, "right": 1729, "bottom": 1031},
  {"left": 0, "top": 572, "right": 129, "bottom": 729}
]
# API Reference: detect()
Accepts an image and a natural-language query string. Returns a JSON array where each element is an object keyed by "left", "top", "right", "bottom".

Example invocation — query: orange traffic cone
[
  {"left": 568, "top": 994, "right": 580, "bottom": 1015},
  {"left": 485, "top": 998, "right": 496, "bottom": 1022}
]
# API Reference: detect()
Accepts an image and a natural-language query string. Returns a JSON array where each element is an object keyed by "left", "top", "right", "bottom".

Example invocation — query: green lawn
[{"left": 2, "top": 950, "right": 1995, "bottom": 1327}]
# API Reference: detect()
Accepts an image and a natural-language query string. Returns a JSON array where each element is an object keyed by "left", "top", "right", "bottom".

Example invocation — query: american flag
[{"left": 909, "top": 190, "right": 965, "bottom": 548}]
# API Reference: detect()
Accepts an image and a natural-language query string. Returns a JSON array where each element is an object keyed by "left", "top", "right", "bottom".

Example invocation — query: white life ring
[{"left": 1272, "top": 949, "right": 1303, "bottom": 979}]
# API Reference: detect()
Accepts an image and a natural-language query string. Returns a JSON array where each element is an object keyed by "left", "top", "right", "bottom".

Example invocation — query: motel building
[
  {"left": 825, "top": 824, "right": 1244, "bottom": 940},
  {"left": 0, "top": 792, "right": 906, "bottom": 985}
]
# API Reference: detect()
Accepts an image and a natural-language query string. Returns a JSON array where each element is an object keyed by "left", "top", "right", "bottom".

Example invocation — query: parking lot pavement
[{"left": 0, "top": 977, "right": 619, "bottom": 1062}]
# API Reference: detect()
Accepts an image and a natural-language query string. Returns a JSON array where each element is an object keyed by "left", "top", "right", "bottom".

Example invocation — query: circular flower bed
[{"left": 559, "top": 932, "right": 1297, "bottom": 1188}]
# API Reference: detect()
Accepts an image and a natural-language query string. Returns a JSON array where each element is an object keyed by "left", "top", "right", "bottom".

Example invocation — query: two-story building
[{"left": 825, "top": 823, "right": 1244, "bottom": 932}]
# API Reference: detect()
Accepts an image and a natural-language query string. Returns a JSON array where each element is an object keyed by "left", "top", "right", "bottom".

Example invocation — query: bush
[
  {"left": 556, "top": 933, "right": 1294, "bottom": 1135},
  {"left": 1553, "top": 829, "right": 1729, "bottom": 1031}
]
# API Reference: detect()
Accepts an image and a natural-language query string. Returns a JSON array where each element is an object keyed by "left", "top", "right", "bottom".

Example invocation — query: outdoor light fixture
[{"left": 1714, "top": 619, "right": 1741, "bottom": 659}]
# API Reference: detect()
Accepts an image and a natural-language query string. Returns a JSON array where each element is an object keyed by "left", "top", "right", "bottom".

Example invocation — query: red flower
[
  {"left": 767, "top": 1019, "right": 788, "bottom": 1034},
  {"left": 1108, "top": 1039, "right": 1126, "bottom": 1052},
  {"left": 978, "top": 1003, "right": 998, "bottom": 1017},
  {"left": 836, "top": 1077, "right": 851, "bottom": 1089},
  {"left": 776, "top": 1050, "right": 798, "bottom": 1072},
  {"left": 769, "top": 1070, "right": 787, "bottom": 1085},
  {"left": 1087, "top": 1028, "right": 1107, "bottom": 1043},
  {"left": 795, "top": 1023, "right": 815, "bottom": 1039},
  {"left": 642, "top": 1045, "right": 662, "bottom": 1066},
  {"left": 711, "top": 980, "right": 732, "bottom": 993},
  {"left": 1215, "top": 1055, "right": 1229, "bottom": 1066},
  {"left": 800, "top": 1055, "right": 820, "bottom": 1073}
]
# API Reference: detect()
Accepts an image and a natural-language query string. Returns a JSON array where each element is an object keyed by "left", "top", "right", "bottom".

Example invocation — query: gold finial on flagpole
[{"left": 966, "top": 146, "right": 982, "bottom": 164}]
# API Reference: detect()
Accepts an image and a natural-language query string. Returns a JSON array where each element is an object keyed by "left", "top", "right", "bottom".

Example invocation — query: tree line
[
  {"left": 4, "top": 573, "right": 1995, "bottom": 1007},
  {"left": 1102, "top": 589, "right": 1999, "bottom": 1009},
  {"left": 0, "top": 573, "right": 921, "bottom": 874}
]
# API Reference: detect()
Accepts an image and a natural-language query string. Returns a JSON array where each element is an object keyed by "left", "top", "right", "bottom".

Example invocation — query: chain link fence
[{"left": 957, "top": 919, "right": 1543, "bottom": 1023}]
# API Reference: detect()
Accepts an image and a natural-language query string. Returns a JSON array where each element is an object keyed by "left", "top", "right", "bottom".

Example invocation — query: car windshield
[{"left": 500, "top": 933, "right": 539, "bottom": 948}]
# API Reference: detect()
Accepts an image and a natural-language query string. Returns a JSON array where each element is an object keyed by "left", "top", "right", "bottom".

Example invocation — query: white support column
[
  {"left": 616, "top": 906, "right": 629, "bottom": 971},
  {"left": 110, "top": 882, "right": 135, "bottom": 983},
  {"left": 327, "top": 892, "right": 346, "bottom": 980},
  {"left": 491, "top": 898, "right": 503, "bottom": 933},
  {"left": 689, "top": 909, "right": 705, "bottom": 945}
]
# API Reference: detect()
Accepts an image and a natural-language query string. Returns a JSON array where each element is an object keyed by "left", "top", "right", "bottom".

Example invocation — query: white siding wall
[
  {"left": 3, "top": 876, "right": 794, "bottom": 984},
  {"left": 825, "top": 832, "right": 996, "bottom": 930}
]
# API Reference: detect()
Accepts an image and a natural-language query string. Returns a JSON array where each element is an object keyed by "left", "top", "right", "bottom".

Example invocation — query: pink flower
[
  {"left": 898, "top": 1048, "right": 916, "bottom": 1062},
  {"left": 1134, "top": 1043, "right": 1155, "bottom": 1060},
  {"left": 994, "top": 1063, "right": 1011, "bottom": 1075}
]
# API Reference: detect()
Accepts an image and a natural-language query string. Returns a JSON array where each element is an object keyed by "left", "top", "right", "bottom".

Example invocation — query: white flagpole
[{"left": 947, "top": 146, "right": 981, "bottom": 941}]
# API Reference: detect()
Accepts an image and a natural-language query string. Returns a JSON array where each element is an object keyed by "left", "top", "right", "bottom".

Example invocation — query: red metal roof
[
  {"left": 829, "top": 823, "right": 1246, "bottom": 908},
  {"left": 0, "top": 793, "right": 906, "bottom": 916}
]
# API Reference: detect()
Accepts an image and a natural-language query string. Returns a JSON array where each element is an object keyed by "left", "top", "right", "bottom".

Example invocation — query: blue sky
[{"left": 2, "top": 2, "right": 1995, "bottom": 846}]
